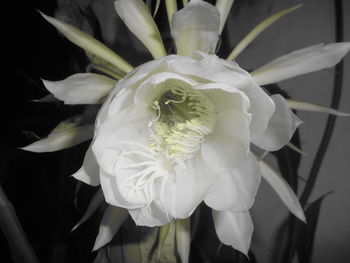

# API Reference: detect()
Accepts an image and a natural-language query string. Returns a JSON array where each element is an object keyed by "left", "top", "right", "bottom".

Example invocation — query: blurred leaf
[{"left": 297, "top": 192, "right": 333, "bottom": 263}]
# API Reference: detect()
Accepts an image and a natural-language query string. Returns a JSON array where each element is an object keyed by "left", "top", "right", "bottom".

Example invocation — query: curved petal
[
  {"left": 129, "top": 201, "right": 173, "bottom": 227},
  {"left": 99, "top": 169, "right": 144, "bottom": 209},
  {"left": 134, "top": 72, "right": 197, "bottom": 106},
  {"left": 212, "top": 210, "right": 253, "bottom": 256},
  {"left": 161, "top": 155, "right": 215, "bottom": 219},
  {"left": 251, "top": 42, "right": 350, "bottom": 86},
  {"left": 259, "top": 160, "right": 306, "bottom": 222},
  {"left": 42, "top": 73, "right": 116, "bottom": 104},
  {"left": 93, "top": 105, "right": 152, "bottom": 165},
  {"left": 40, "top": 12, "right": 133, "bottom": 73},
  {"left": 245, "top": 81, "right": 275, "bottom": 141},
  {"left": 93, "top": 205, "right": 129, "bottom": 251},
  {"left": 201, "top": 108, "right": 250, "bottom": 173},
  {"left": 194, "top": 83, "right": 250, "bottom": 113},
  {"left": 253, "top": 94, "right": 302, "bottom": 151},
  {"left": 114, "top": 0, "right": 166, "bottom": 59},
  {"left": 72, "top": 189, "right": 104, "bottom": 231},
  {"left": 171, "top": 0, "right": 220, "bottom": 57},
  {"left": 169, "top": 54, "right": 251, "bottom": 89},
  {"left": 21, "top": 123, "right": 94, "bottom": 153},
  {"left": 72, "top": 145, "right": 100, "bottom": 186},
  {"left": 204, "top": 152, "right": 261, "bottom": 212}
]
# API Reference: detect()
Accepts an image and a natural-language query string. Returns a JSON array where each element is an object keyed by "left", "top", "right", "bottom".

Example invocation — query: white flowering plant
[{"left": 3, "top": 0, "right": 349, "bottom": 263}]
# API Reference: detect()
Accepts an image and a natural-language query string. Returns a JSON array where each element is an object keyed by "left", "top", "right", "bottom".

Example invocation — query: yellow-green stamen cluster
[{"left": 149, "top": 85, "right": 216, "bottom": 160}]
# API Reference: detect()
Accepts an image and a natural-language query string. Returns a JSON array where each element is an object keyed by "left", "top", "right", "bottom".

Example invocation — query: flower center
[{"left": 149, "top": 85, "right": 216, "bottom": 160}]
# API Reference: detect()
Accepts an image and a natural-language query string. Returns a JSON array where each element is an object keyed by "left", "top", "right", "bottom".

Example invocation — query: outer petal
[
  {"left": 171, "top": 0, "right": 220, "bottom": 57},
  {"left": 253, "top": 94, "right": 302, "bottom": 151},
  {"left": 22, "top": 123, "right": 94, "bottom": 153},
  {"left": 251, "top": 42, "right": 350, "bottom": 86},
  {"left": 40, "top": 12, "right": 133, "bottom": 73},
  {"left": 215, "top": 0, "right": 235, "bottom": 35},
  {"left": 72, "top": 189, "right": 104, "bottom": 231},
  {"left": 259, "top": 160, "right": 306, "bottom": 222},
  {"left": 93, "top": 205, "right": 129, "bottom": 251},
  {"left": 161, "top": 155, "right": 215, "bottom": 219},
  {"left": 71, "top": 145, "right": 100, "bottom": 186},
  {"left": 201, "top": 108, "right": 250, "bottom": 173},
  {"left": 212, "top": 210, "right": 253, "bottom": 256},
  {"left": 129, "top": 201, "right": 173, "bottom": 227},
  {"left": 226, "top": 5, "right": 301, "bottom": 61},
  {"left": 204, "top": 152, "right": 261, "bottom": 212},
  {"left": 287, "top": 99, "right": 350, "bottom": 116},
  {"left": 245, "top": 81, "right": 275, "bottom": 141},
  {"left": 42, "top": 73, "right": 116, "bottom": 104},
  {"left": 114, "top": 0, "right": 166, "bottom": 59},
  {"left": 169, "top": 54, "right": 250, "bottom": 89}
]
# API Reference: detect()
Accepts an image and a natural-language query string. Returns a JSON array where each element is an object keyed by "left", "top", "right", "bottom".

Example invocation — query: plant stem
[
  {"left": 299, "top": 0, "right": 344, "bottom": 207},
  {"left": 0, "top": 185, "right": 40, "bottom": 263},
  {"left": 283, "top": 0, "right": 344, "bottom": 262}
]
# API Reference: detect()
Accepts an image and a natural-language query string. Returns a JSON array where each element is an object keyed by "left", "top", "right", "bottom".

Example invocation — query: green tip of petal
[{"left": 227, "top": 4, "right": 303, "bottom": 61}]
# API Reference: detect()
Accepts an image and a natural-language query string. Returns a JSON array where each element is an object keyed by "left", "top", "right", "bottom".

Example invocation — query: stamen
[{"left": 149, "top": 86, "right": 216, "bottom": 160}]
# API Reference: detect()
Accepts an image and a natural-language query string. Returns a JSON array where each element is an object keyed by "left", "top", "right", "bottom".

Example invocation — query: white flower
[
  {"left": 85, "top": 53, "right": 302, "bottom": 256},
  {"left": 24, "top": 0, "right": 350, "bottom": 258}
]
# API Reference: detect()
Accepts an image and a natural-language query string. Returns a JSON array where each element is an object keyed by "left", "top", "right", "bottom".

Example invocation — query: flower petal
[
  {"left": 287, "top": 99, "right": 350, "bottom": 116},
  {"left": 251, "top": 42, "right": 350, "bottom": 86},
  {"left": 114, "top": 0, "right": 166, "bottom": 59},
  {"left": 169, "top": 54, "right": 251, "bottom": 89},
  {"left": 212, "top": 210, "right": 253, "bottom": 256},
  {"left": 194, "top": 83, "right": 250, "bottom": 113},
  {"left": 215, "top": 0, "right": 235, "bottom": 35},
  {"left": 204, "top": 152, "right": 261, "bottom": 212},
  {"left": 42, "top": 73, "right": 116, "bottom": 104},
  {"left": 21, "top": 123, "right": 94, "bottom": 152},
  {"left": 72, "top": 145, "right": 100, "bottom": 186},
  {"left": 253, "top": 94, "right": 302, "bottom": 151},
  {"left": 162, "top": 155, "right": 215, "bottom": 219},
  {"left": 129, "top": 201, "right": 173, "bottom": 227},
  {"left": 227, "top": 5, "right": 302, "bottom": 61},
  {"left": 99, "top": 169, "right": 144, "bottom": 209},
  {"left": 171, "top": 0, "right": 220, "bottom": 57},
  {"left": 201, "top": 108, "right": 250, "bottom": 173},
  {"left": 259, "top": 160, "right": 306, "bottom": 222},
  {"left": 175, "top": 218, "right": 191, "bottom": 263},
  {"left": 40, "top": 12, "right": 133, "bottom": 73},
  {"left": 93, "top": 205, "right": 129, "bottom": 251},
  {"left": 245, "top": 81, "right": 275, "bottom": 141},
  {"left": 72, "top": 189, "right": 104, "bottom": 231}
]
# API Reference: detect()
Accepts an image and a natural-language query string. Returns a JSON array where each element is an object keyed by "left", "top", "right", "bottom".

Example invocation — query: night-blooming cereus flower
[{"left": 23, "top": 0, "right": 350, "bottom": 260}]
